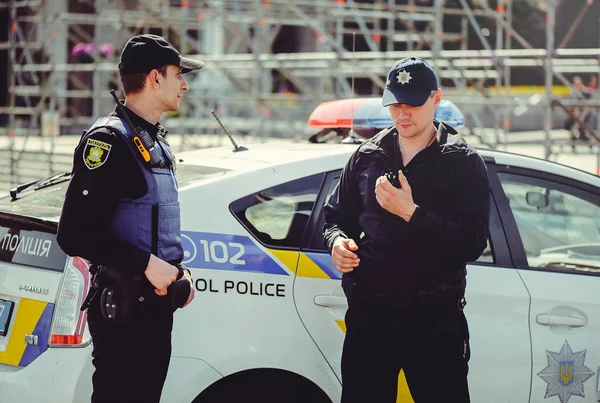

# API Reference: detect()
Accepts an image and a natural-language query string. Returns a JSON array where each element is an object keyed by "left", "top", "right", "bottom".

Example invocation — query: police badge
[
  {"left": 83, "top": 138, "right": 112, "bottom": 169},
  {"left": 537, "top": 340, "right": 594, "bottom": 403},
  {"left": 396, "top": 70, "right": 412, "bottom": 85}
]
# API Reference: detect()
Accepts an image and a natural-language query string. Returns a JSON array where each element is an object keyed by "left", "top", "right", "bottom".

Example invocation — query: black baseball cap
[
  {"left": 382, "top": 57, "right": 439, "bottom": 107},
  {"left": 119, "top": 34, "right": 204, "bottom": 76}
]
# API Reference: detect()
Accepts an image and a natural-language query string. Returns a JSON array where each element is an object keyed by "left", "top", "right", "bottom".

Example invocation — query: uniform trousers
[
  {"left": 341, "top": 298, "right": 470, "bottom": 403},
  {"left": 87, "top": 293, "right": 174, "bottom": 403}
]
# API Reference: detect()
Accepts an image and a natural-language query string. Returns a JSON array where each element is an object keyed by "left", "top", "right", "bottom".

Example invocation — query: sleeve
[
  {"left": 57, "top": 129, "right": 151, "bottom": 273},
  {"left": 407, "top": 151, "right": 490, "bottom": 263},
  {"left": 322, "top": 150, "right": 363, "bottom": 253}
]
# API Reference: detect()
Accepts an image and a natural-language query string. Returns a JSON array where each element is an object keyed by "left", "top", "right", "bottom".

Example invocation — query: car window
[
  {"left": 477, "top": 231, "right": 494, "bottom": 263},
  {"left": 498, "top": 172, "right": 600, "bottom": 273},
  {"left": 230, "top": 173, "right": 325, "bottom": 249},
  {"left": 0, "top": 165, "right": 228, "bottom": 209},
  {"left": 309, "top": 176, "right": 495, "bottom": 263}
]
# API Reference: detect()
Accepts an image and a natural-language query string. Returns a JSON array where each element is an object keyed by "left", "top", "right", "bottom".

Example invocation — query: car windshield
[{"left": 0, "top": 164, "right": 229, "bottom": 218}]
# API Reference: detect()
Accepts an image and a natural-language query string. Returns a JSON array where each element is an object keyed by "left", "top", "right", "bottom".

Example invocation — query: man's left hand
[
  {"left": 375, "top": 170, "right": 417, "bottom": 222},
  {"left": 181, "top": 270, "right": 195, "bottom": 308}
]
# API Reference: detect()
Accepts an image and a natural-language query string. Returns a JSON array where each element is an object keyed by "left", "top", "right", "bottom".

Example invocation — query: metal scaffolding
[{"left": 1, "top": 0, "right": 600, "bottom": 186}]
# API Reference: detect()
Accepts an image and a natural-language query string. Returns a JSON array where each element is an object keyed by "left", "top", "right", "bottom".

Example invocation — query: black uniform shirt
[
  {"left": 323, "top": 122, "right": 490, "bottom": 300},
  {"left": 57, "top": 106, "right": 165, "bottom": 273}
]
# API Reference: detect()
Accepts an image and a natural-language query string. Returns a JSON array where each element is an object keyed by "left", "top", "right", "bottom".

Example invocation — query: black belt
[
  {"left": 353, "top": 292, "right": 466, "bottom": 312},
  {"left": 350, "top": 280, "right": 466, "bottom": 311}
]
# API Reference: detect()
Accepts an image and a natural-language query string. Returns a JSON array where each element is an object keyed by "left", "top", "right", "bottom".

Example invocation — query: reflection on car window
[
  {"left": 498, "top": 172, "right": 600, "bottom": 273},
  {"left": 245, "top": 195, "right": 296, "bottom": 240},
  {"left": 0, "top": 165, "right": 228, "bottom": 209},
  {"left": 231, "top": 174, "right": 325, "bottom": 248},
  {"left": 477, "top": 238, "right": 494, "bottom": 263}
]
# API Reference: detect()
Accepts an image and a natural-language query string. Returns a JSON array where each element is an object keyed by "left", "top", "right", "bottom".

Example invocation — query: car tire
[{"left": 192, "top": 368, "right": 332, "bottom": 403}]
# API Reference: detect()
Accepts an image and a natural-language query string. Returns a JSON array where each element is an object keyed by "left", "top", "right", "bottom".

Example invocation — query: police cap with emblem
[
  {"left": 382, "top": 57, "right": 439, "bottom": 107},
  {"left": 119, "top": 34, "right": 204, "bottom": 76}
]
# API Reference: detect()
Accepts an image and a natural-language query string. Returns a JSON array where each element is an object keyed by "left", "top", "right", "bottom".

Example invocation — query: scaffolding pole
[
  {"left": 545, "top": 0, "right": 556, "bottom": 159},
  {"left": 3, "top": 0, "right": 600, "bottom": 189}
]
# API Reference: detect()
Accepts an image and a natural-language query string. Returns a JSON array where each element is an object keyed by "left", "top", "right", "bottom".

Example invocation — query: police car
[{"left": 0, "top": 100, "right": 599, "bottom": 403}]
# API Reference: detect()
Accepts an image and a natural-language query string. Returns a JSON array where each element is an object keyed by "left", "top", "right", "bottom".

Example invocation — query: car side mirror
[{"left": 526, "top": 191, "right": 549, "bottom": 209}]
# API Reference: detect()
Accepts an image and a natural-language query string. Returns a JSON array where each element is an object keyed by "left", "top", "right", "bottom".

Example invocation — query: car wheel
[{"left": 192, "top": 368, "right": 332, "bottom": 403}]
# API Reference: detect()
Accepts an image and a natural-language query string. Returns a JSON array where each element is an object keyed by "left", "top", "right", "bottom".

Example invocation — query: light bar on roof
[{"left": 308, "top": 98, "right": 465, "bottom": 132}]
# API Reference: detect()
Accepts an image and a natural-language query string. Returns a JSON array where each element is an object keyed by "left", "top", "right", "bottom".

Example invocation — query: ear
[
  {"left": 148, "top": 69, "right": 161, "bottom": 89},
  {"left": 434, "top": 88, "right": 442, "bottom": 107}
]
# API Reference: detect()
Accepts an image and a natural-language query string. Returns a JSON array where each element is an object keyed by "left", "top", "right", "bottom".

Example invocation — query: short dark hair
[{"left": 121, "top": 65, "right": 168, "bottom": 95}]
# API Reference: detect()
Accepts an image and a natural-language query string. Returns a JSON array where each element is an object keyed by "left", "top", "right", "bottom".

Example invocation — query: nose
[
  {"left": 397, "top": 105, "right": 409, "bottom": 120},
  {"left": 181, "top": 77, "right": 189, "bottom": 92}
]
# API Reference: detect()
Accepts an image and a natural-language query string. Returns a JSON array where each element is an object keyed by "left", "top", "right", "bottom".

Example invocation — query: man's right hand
[
  {"left": 144, "top": 254, "right": 179, "bottom": 296},
  {"left": 331, "top": 237, "right": 360, "bottom": 273}
]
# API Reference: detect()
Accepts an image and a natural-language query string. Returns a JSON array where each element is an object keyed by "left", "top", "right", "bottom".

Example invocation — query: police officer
[
  {"left": 57, "top": 34, "right": 203, "bottom": 403},
  {"left": 323, "top": 57, "right": 490, "bottom": 402}
]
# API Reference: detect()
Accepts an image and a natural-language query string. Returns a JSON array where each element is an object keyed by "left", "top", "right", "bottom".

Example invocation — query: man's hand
[
  {"left": 144, "top": 254, "right": 178, "bottom": 296},
  {"left": 375, "top": 170, "right": 417, "bottom": 222},
  {"left": 181, "top": 270, "right": 195, "bottom": 308},
  {"left": 331, "top": 237, "right": 360, "bottom": 273}
]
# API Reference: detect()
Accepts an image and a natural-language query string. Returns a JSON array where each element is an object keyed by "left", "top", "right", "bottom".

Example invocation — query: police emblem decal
[
  {"left": 83, "top": 139, "right": 112, "bottom": 169},
  {"left": 397, "top": 70, "right": 412, "bottom": 85},
  {"left": 537, "top": 340, "right": 594, "bottom": 403}
]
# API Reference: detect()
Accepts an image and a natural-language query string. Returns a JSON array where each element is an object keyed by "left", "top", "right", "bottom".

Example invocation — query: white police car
[{"left": 0, "top": 100, "right": 599, "bottom": 403}]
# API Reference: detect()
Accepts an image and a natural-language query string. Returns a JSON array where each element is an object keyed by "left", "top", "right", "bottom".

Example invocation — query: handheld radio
[{"left": 109, "top": 90, "right": 161, "bottom": 166}]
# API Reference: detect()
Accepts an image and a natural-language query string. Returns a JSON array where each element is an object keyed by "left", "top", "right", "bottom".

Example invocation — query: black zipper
[{"left": 151, "top": 204, "right": 158, "bottom": 255}]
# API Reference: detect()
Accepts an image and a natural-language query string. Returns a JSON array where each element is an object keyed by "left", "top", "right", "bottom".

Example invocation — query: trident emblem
[{"left": 560, "top": 361, "right": 574, "bottom": 386}]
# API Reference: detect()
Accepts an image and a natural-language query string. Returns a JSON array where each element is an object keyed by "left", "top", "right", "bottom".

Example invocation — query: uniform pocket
[{"left": 158, "top": 202, "right": 181, "bottom": 234}]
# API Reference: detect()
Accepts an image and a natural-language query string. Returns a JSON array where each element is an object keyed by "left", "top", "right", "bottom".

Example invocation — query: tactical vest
[{"left": 86, "top": 116, "right": 183, "bottom": 263}]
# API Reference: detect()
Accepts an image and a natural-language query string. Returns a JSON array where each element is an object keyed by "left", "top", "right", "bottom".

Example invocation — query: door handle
[
  {"left": 314, "top": 295, "right": 347, "bottom": 308},
  {"left": 536, "top": 314, "right": 586, "bottom": 328}
]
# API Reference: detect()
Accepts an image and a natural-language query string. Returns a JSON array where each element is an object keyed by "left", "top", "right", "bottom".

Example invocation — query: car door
[
  {"left": 495, "top": 167, "right": 600, "bottom": 403},
  {"left": 293, "top": 166, "right": 532, "bottom": 403}
]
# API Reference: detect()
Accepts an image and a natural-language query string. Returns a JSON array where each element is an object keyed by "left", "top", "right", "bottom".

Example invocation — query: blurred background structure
[{"left": 1, "top": 0, "right": 600, "bottom": 190}]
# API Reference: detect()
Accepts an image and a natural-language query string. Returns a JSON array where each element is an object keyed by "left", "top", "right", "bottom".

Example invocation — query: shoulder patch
[{"left": 83, "top": 138, "right": 112, "bottom": 169}]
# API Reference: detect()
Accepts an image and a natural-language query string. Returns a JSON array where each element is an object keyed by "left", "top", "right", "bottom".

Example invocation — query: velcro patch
[{"left": 83, "top": 138, "right": 112, "bottom": 170}]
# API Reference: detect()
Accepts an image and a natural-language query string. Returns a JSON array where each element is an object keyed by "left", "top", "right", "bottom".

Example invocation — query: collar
[
  {"left": 385, "top": 122, "right": 441, "bottom": 155},
  {"left": 362, "top": 119, "right": 461, "bottom": 157},
  {"left": 112, "top": 104, "right": 162, "bottom": 139}
]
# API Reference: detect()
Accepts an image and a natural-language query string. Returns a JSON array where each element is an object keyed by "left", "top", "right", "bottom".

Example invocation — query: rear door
[
  {"left": 294, "top": 165, "right": 533, "bottom": 402},
  {"left": 494, "top": 167, "right": 600, "bottom": 403},
  {"left": 291, "top": 172, "right": 346, "bottom": 387}
]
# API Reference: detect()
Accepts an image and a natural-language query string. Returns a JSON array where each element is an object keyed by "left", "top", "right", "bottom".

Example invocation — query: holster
[
  {"left": 99, "top": 271, "right": 143, "bottom": 324},
  {"left": 81, "top": 265, "right": 143, "bottom": 324},
  {"left": 80, "top": 263, "right": 191, "bottom": 320}
]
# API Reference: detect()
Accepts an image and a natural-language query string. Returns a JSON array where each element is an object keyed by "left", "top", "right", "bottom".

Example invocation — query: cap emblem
[{"left": 397, "top": 70, "right": 412, "bottom": 85}]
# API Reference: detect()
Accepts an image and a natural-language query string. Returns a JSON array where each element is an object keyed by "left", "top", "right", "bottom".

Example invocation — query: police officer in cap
[
  {"left": 323, "top": 57, "right": 490, "bottom": 402},
  {"left": 57, "top": 34, "right": 204, "bottom": 403}
]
